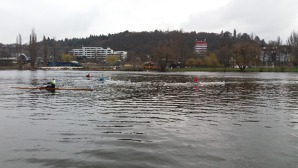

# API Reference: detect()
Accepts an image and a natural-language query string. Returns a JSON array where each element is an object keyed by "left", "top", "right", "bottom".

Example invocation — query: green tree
[
  {"left": 185, "top": 58, "right": 197, "bottom": 67},
  {"left": 185, "top": 57, "right": 203, "bottom": 67},
  {"left": 106, "top": 55, "right": 120, "bottom": 66},
  {"left": 61, "top": 54, "right": 74, "bottom": 62},
  {"left": 204, "top": 52, "right": 220, "bottom": 69}
]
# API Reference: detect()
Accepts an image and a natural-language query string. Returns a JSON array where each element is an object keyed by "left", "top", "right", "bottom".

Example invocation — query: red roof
[{"left": 195, "top": 41, "right": 207, "bottom": 44}]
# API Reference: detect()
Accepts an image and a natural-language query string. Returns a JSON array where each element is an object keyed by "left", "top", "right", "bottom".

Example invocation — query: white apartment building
[
  {"left": 114, "top": 51, "right": 128, "bottom": 59},
  {"left": 194, "top": 40, "right": 207, "bottom": 57},
  {"left": 69, "top": 47, "right": 127, "bottom": 60}
]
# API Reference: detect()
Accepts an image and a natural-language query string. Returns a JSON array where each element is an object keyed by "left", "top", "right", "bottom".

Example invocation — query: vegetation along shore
[{"left": 1, "top": 29, "right": 298, "bottom": 72}]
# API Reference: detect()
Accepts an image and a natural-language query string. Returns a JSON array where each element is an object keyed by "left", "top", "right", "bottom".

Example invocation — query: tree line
[{"left": 1, "top": 29, "right": 298, "bottom": 71}]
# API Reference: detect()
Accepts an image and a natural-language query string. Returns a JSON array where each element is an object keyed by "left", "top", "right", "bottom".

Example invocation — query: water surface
[{"left": 0, "top": 70, "right": 297, "bottom": 168}]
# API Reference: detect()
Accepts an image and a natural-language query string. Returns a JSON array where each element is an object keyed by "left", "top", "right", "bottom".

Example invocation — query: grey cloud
[{"left": 183, "top": 0, "right": 298, "bottom": 42}]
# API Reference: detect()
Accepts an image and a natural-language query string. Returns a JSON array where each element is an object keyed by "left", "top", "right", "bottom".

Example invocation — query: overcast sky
[{"left": 1, "top": 0, "right": 298, "bottom": 44}]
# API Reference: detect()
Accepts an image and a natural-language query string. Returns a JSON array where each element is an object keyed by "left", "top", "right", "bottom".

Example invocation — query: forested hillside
[
  {"left": 1, "top": 29, "right": 273, "bottom": 71},
  {"left": 61, "top": 30, "right": 221, "bottom": 57},
  {"left": 1, "top": 29, "right": 265, "bottom": 60},
  {"left": 54, "top": 29, "right": 265, "bottom": 62}
]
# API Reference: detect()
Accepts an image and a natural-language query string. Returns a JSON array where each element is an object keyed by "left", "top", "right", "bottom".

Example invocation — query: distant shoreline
[
  {"left": 169, "top": 67, "right": 298, "bottom": 72},
  {"left": 1, "top": 65, "right": 298, "bottom": 72}
]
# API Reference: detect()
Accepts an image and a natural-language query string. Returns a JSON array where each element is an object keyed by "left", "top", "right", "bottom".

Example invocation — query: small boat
[
  {"left": 86, "top": 73, "right": 91, "bottom": 78},
  {"left": 12, "top": 87, "right": 94, "bottom": 91},
  {"left": 99, "top": 77, "right": 105, "bottom": 81}
]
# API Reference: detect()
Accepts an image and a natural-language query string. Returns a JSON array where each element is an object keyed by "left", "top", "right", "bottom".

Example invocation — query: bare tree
[
  {"left": 272, "top": 36, "right": 283, "bottom": 66},
  {"left": 266, "top": 41, "right": 278, "bottom": 66},
  {"left": 287, "top": 30, "right": 298, "bottom": 68},
  {"left": 219, "top": 31, "right": 233, "bottom": 69},
  {"left": 52, "top": 40, "right": 57, "bottom": 62},
  {"left": 126, "top": 50, "right": 136, "bottom": 69},
  {"left": 29, "top": 28, "right": 37, "bottom": 69},
  {"left": 155, "top": 39, "right": 173, "bottom": 71},
  {"left": 171, "top": 30, "right": 189, "bottom": 66},
  {"left": 42, "top": 36, "right": 48, "bottom": 66},
  {"left": 232, "top": 41, "right": 261, "bottom": 71},
  {"left": 0, "top": 46, "right": 10, "bottom": 58},
  {"left": 16, "top": 34, "right": 23, "bottom": 69},
  {"left": 218, "top": 46, "right": 232, "bottom": 69},
  {"left": 16, "top": 34, "right": 22, "bottom": 54}
]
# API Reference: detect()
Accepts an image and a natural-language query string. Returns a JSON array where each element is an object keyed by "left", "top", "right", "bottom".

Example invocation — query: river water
[{"left": 0, "top": 70, "right": 297, "bottom": 168}]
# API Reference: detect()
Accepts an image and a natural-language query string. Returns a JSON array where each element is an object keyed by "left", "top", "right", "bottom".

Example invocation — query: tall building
[
  {"left": 69, "top": 47, "right": 127, "bottom": 60},
  {"left": 194, "top": 40, "right": 207, "bottom": 57}
]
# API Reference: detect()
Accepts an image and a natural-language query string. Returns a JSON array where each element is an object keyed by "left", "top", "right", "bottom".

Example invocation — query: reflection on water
[{"left": 0, "top": 70, "right": 297, "bottom": 168}]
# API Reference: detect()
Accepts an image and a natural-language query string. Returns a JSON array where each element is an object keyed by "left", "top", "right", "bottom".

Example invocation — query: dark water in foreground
[{"left": 0, "top": 70, "right": 297, "bottom": 168}]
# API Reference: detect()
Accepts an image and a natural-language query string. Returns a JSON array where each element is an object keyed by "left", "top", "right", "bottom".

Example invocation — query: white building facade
[
  {"left": 69, "top": 47, "right": 127, "bottom": 60},
  {"left": 194, "top": 40, "right": 207, "bottom": 57}
]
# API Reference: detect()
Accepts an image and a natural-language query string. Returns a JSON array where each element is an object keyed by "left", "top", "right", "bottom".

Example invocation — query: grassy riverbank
[{"left": 0, "top": 65, "right": 20, "bottom": 70}]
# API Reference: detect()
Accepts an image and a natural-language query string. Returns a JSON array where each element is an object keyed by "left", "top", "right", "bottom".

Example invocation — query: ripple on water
[{"left": 1, "top": 71, "right": 298, "bottom": 168}]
